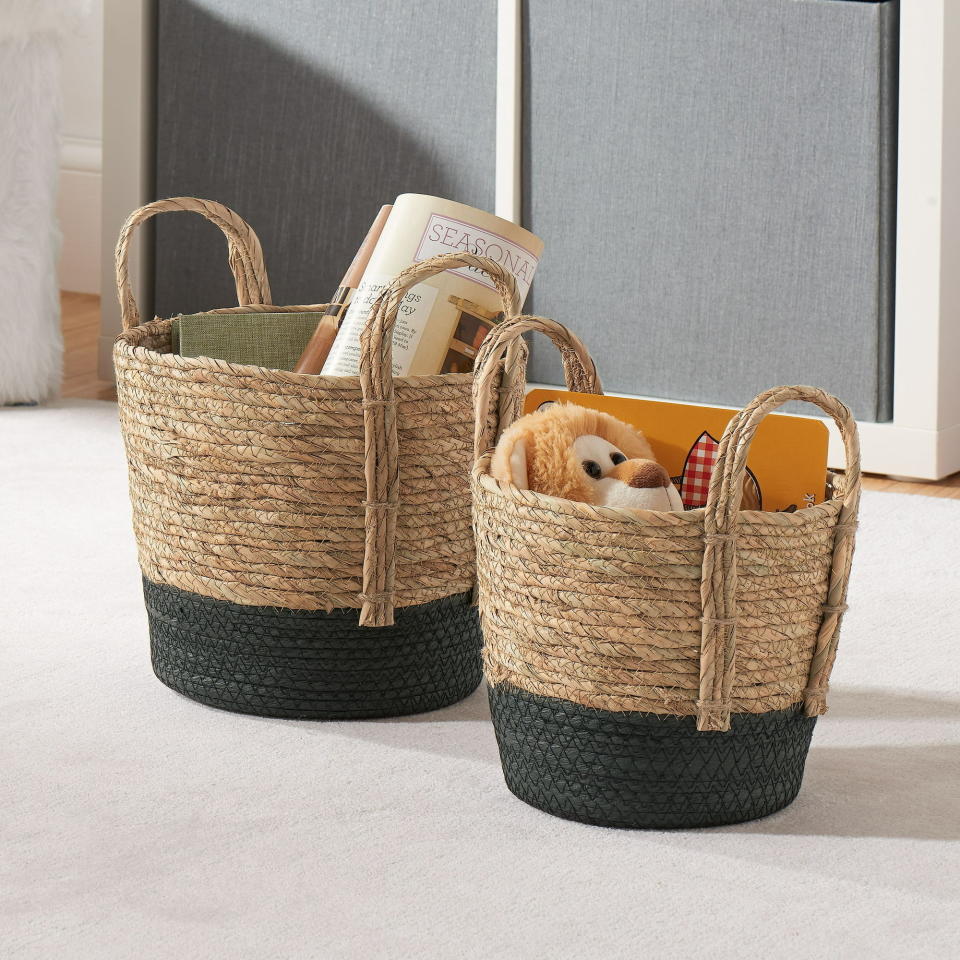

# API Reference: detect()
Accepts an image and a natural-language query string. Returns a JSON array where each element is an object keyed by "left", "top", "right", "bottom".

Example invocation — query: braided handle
[
  {"left": 358, "top": 253, "right": 523, "bottom": 628},
  {"left": 471, "top": 315, "right": 603, "bottom": 460},
  {"left": 115, "top": 197, "right": 272, "bottom": 330},
  {"left": 697, "top": 385, "right": 862, "bottom": 732}
]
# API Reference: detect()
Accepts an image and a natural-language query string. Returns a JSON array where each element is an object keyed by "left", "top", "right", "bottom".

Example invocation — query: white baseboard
[
  {"left": 58, "top": 136, "right": 102, "bottom": 294},
  {"left": 844, "top": 420, "right": 960, "bottom": 481}
]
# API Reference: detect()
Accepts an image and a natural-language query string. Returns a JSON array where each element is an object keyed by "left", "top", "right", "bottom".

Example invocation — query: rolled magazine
[{"left": 321, "top": 194, "right": 543, "bottom": 376}]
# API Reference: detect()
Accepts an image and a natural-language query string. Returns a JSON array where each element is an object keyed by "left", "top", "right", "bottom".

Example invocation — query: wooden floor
[
  {"left": 61, "top": 292, "right": 960, "bottom": 499},
  {"left": 62, "top": 291, "right": 117, "bottom": 401}
]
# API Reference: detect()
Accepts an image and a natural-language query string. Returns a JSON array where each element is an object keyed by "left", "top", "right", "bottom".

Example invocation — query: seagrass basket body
[
  {"left": 471, "top": 318, "right": 861, "bottom": 828},
  {"left": 114, "top": 198, "right": 523, "bottom": 719}
]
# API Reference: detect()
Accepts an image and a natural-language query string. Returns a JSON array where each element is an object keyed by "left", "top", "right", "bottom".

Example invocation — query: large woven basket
[
  {"left": 114, "top": 197, "right": 525, "bottom": 719},
  {"left": 471, "top": 317, "right": 861, "bottom": 828}
]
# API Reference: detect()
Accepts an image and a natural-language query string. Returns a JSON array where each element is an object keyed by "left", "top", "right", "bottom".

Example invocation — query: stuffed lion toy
[{"left": 491, "top": 403, "right": 683, "bottom": 511}]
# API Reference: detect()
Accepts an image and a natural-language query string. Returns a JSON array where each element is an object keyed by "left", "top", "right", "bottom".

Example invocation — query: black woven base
[
  {"left": 489, "top": 683, "right": 817, "bottom": 829},
  {"left": 143, "top": 578, "right": 482, "bottom": 719}
]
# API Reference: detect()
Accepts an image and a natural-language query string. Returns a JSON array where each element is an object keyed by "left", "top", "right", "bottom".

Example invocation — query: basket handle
[
  {"left": 471, "top": 315, "right": 603, "bottom": 460},
  {"left": 358, "top": 252, "right": 523, "bottom": 628},
  {"left": 697, "top": 385, "right": 862, "bottom": 732},
  {"left": 115, "top": 197, "right": 272, "bottom": 330}
]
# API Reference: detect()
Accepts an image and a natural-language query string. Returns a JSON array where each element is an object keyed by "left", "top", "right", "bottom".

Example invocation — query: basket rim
[
  {"left": 114, "top": 314, "right": 475, "bottom": 390},
  {"left": 472, "top": 455, "right": 842, "bottom": 528}
]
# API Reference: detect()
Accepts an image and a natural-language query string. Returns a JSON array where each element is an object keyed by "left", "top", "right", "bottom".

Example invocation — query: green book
[{"left": 171, "top": 312, "right": 322, "bottom": 371}]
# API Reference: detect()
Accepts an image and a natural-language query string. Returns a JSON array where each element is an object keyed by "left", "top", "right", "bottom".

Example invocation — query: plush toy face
[{"left": 491, "top": 403, "right": 684, "bottom": 511}]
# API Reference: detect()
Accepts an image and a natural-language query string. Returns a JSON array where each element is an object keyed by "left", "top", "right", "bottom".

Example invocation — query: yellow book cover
[{"left": 524, "top": 390, "right": 830, "bottom": 512}]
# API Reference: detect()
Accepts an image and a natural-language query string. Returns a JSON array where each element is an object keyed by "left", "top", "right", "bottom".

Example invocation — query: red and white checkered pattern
[{"left": 679, "top": 431, "right": 720, "bottom": 509}]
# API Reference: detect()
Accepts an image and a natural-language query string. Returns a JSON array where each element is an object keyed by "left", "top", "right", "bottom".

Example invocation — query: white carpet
[{"left": 2, "top": 401, "right": 959, "bottom": 960}]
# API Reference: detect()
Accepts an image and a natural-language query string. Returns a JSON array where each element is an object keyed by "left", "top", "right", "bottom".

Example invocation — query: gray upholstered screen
[
  {"left": 154, "top": 0, "right": 896, "bottom": 422},
  {"left": 154, "top": 0, "right": 497, "bottom": 318},
  {"left": 523, "top": 0, "right": 897, "bottom": 422}
]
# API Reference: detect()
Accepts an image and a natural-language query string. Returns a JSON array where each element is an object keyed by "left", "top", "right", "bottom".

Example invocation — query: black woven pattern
[
  {"left": 144, "top": 578, "right": 482, "bottom": 719},
  {"left": 489, "top": 683, "right": 817, "bottom": 828}
]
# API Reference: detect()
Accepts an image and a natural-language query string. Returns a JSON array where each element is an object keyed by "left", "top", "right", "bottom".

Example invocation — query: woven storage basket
[
  {"left": 471, "top": 317, "right": 861, "bottom": 828},
  {"left": 114, "top": 197, "right": 526, "bottom": 719}
]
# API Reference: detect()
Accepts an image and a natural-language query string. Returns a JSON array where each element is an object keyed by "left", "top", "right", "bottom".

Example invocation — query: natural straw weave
[
  {"left": 114, "top": 197, "right": 524, "bottom": 628},
  {"left": 472, "top": 317, "right": 861, "bottom": 732}
]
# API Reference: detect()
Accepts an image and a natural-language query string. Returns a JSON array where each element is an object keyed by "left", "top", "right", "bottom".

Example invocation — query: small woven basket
[
  {"left": 471, "top": 317, "right": 861, "bottom": 828},
  {"left": 114, "top": 197, "right": 525, "bottom": 719}
]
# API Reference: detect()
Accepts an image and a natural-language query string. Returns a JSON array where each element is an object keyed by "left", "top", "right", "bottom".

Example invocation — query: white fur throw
[{"left": 0, "top": 2, "right": 90, "bottom": 403}]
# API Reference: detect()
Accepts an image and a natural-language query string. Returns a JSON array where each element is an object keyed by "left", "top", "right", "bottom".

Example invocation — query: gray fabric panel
[
  {"left": 154, "top": 0, "right": 496, "bottom": 318},
  {"left": 524, "top": 0, "right": 896, "bottom": 422}
]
